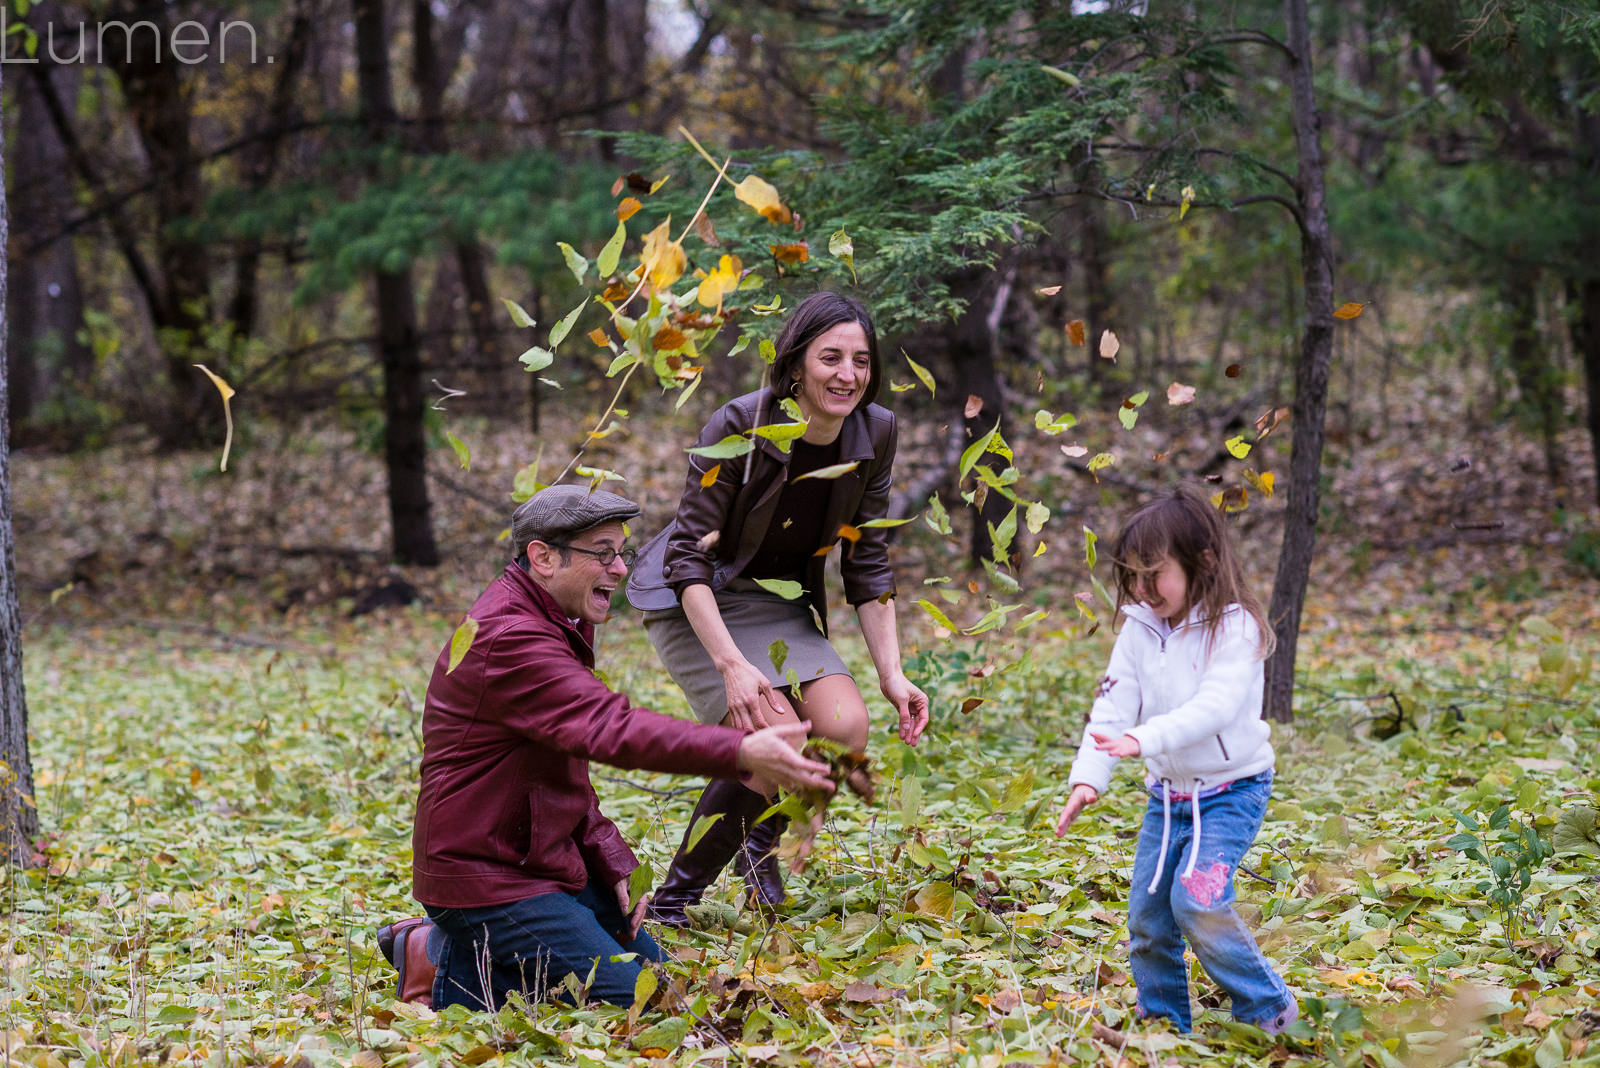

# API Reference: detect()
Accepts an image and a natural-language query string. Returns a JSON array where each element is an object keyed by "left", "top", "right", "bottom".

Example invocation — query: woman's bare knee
[{"left": 797, "top": 675, "right": 869, "bottom": 752}]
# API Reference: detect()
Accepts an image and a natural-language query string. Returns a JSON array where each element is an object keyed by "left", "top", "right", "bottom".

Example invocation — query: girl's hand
[
  {"left": 880, "top": 672, "right": 930, "bottom": 746},
  {"left": 1055, "top": 784, "right": 1099, "bottom": 835},
  {"left": 721, "top": 659, "right": 779, "bottom": 731},
  {"left": 1090, "top": 731, "right": 1141, "bottom": 758}
]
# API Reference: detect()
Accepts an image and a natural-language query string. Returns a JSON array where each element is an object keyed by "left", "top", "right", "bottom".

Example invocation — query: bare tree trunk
[
  {"left": 1568, "top": 278, "right": 1600, "bottom": 509},
  {"left": 356, "top": 0, "right": 439, "bottom": 565},
  {"left": 0, "top": 73, "right": 42, "bottom": 862},
  {"left": 1264, "top": 0, "right": 1337, "bottom": 724},
  {"left": 6, "top": 26, "right": 90, "bottom": 443}
]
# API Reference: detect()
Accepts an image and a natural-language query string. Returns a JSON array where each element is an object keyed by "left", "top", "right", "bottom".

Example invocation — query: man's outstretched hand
[{"left": 736, "top": 722, "right": 836, "bottom": 794}]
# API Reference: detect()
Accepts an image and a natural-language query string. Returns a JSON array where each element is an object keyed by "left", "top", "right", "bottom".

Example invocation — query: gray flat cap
[{"left": 512, "top": 484, "right": 641, "bottom": 556}]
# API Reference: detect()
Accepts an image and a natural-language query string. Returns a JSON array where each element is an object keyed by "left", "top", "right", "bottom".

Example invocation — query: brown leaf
[
  {"left": 1225, "top": 362, "right": 1243, "bottom": 378},
  {"left": 967, "top": 580, "right": 980, "bottom": 594},
  {"left": 1099, "top": 330, "right": 1120, "bottom": 360},
  {"left": 1333, "top": 301, "right": 1365, "bottom": 319},
  {"left": 601, "top": 282, "right": 632, "bottom": 302},
  {"left": 843, "top": 981, "right": 891, "bottom": 1004},
  {"left": 587, "top": 328, "right": 610, "bottom": 347},
  {"left": 1066, "top": 320, "right": 1086, "bottom": 347},
  {"left": 1254, "top": 405, "right": 1291, "bottom": 439},
  {"left": 770, "top": 241, "right": 810, "bottom": 264},
  {"left": 700, "top": 464, "right": 721, "bottom": 488},
  {"left": 836, "top": 523, "right": 861, "bottom": 543},
  {"left": 653, "top": 325, "right": 688, "bottom": 351},
  {"left": 617, "top": 197, "right": 642, "bottom": 222},
  {"left": 688, "top": 210, "right": 721, "bottom": 247},
  {"left": 1036, "top": 285, "right": 1062, "bottom": 296},
  {"left": 964, "top": 394, "right": 984, "bottom": 418},
  {"left": 960, "top": 697, "right": 984, "bottom": 715},
  {"left": 351, "top": 1053, "right": 383, "bottom": 1068},
  {"left": 989, "top": 989, "right": 1023, "bottom": 1013},
  {"left": 1090, "top": 1022, "right": 1126, "bottom": 1045},
  {"left": 1167, "top": 382, "right": 1196, "bottom": 406}
]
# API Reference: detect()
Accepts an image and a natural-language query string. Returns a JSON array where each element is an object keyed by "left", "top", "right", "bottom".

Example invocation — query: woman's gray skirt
[{"left": 642, "top": 579, "right": 851, "bottom": 725}]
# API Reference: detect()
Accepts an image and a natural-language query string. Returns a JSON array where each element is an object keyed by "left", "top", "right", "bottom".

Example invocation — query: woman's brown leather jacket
[{"left": 627, "top": 388, "right": 898, "bottom": 633}]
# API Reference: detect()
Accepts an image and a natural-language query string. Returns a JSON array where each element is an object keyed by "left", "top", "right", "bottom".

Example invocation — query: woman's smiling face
[{"left": 793, "top": 321, "right": 872, "bottom": 424}]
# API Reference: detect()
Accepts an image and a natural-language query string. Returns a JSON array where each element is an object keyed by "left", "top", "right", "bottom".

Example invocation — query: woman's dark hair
[
  {"left": 767, "top": 291, "right": 881, "bottom": 409},
  {"left": 1110, "top": 482, "right": 1276, "bottom": 660}
]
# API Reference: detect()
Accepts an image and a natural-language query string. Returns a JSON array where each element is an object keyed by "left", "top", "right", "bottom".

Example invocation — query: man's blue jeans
[
  {"left": 1127, "top": 772, "right": 1294, "bottom": 1031},
  {"left": 425, "top": 882, "right": 663, "bottom": 1009}
]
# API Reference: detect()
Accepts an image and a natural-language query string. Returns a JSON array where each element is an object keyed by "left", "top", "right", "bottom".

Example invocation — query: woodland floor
[{"left": 4, "top": 360, "right": 1599, "bottom": 1068}]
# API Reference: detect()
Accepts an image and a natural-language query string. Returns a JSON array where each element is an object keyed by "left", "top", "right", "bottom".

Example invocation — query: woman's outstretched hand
[
  {"left": 1055, "top": 784, "right": 1100, "bottom": 836},
  {"left": 880, "top": 673, "right": 930, "bottom": 746},
  {"left": 720, "top": 658, "right": 780, "bottom": 731},
  {"left": 736, "top": 722, "right": 836, "bottom": 794}
]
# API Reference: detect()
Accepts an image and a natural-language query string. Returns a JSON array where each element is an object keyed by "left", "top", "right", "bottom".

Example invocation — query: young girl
[{"left": 1055, "top": 484, "right": 1296, "bottom": 1034}]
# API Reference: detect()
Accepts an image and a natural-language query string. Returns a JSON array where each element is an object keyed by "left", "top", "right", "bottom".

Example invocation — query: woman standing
[{"left": 627, "top": 291, "right": 930, "bottom": 924}]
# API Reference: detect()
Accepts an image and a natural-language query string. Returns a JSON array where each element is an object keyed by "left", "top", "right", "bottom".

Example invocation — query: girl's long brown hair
[{"left": 1109, "top": 483, "right": 1276, "bottom": 660}]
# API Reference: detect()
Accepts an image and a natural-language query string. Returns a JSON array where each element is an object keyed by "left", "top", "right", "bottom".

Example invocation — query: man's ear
[{"left": 524, "top": 540, "right": 559, "bottom": 579}]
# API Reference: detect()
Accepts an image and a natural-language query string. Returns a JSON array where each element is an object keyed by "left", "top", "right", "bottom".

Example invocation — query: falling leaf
[
  {"left": 835, "top": 524, "right": 862, "bottom": 544},
  {"left": 1040, "top": 63, "right": 1080, "bottom": 87},
  {"left": 1179, "top": 184, "right": 1196, "bottom": 220},
  {"left": 614, "top": 172, "right": 651, "bottom": 196},
  {"left": 829, "top": 229, "right": 856, "bottom": 282},
  {"left": 587, "top": 328, "right": 610, "bottom": 347},
  {"left": 1025, "top": 502, "right": 1049, "bottom": 534},
  {"left": 903, "top": 351, "right": 936, "bottom": 395},
  {"left": 699, "top": 464, "right": 721, "bottom": 488},
  {"left": 550, "top": 299, "right": 585, "bottom": 348},
  {"left": 1083, "top": 525, "right": 1099, "bottom": 569},
  {"left": 1099, "top": 330, "right": 1120, "bottom": 360},
  {"left": 1254, "top": 405, "right": 1291, "bottom": 439},
  {"left": 915, "top": 598, "right": 959, "bottom": 631},
  {"left": 1225, "top": 362, "right": 1243, "bottom": 378},
  {"left": 597, "top": 219, "right": 626, "bottom": 277},
  {"left": 1224, "top": 434, "right": 1252, "bottom": 459},
  {"left": 696, "top": 253, "right": 743, "bottom": 308},
  {"left": 557, "top": 242, "right": 588, "bottom": 285},
  {"left": 964, "top": 395, "right": 984, "bottom": 419},
  {"left": 687, "top": 434, "right": 755, "bottom": 459},
  {"left": 1212, "top": 486, "right": 1248, "bottom": 512},
  {"left": 518, "top": 346, "right": 553, "bottom": 372},
  {"left": 753, "top": 578, "right": 804, "bottom": 600},
  {"left": 617, "top": 197, "right": 642, "bottom": 222},
  {"left": 501, "top": 298, "right": 536, "bottom": 328},
  {"left": 447, "top": 617, "right": 479, "bottom": 674},
  {"left": 858, "top": 516, "right": 914, "bottom": 528},
  {"left": 688, "top": 209, "right": 721, "bottom": 247},
  {"left": 1117, "top": 390, "right": 1149, "bottom": 430},
  {"left": 1086, "top": 452, "right": 1116, "bottom": 479},
  {"left": 1242, "top": 469, "right": 1275, "bottom": 497},
  {"left": 1066, "top": 320, "right": 1086, "bottom": 347},
  {"left": 639, "top": 219, "right": 686, "bottom": 289},
  {"left": 192, "top": 364, "right": 236, "bottom": 473},
  {"left": 960, "top": 698, "right": 984, "bottom": 715},
  {"left": 1060, "top": 444, "right": 1088, "bottom": 458},
  {"left": 653, "top": 325, "right": 688, "bottom": 351},
  {"left": 1167, "top": 382, "right": 1196, "bottom": 406},
  {"left": 601, "top": 281, "right": 632, "bottom": 303},
  {"left": 793, "top": 461, "right": 861, "bottom": 482},
  {"left": 770, "top": 241, "right": 810, "bottom": 265},
  {"left": 735, "top": 174, "right": 792, "bottom": 224},
  {"left": 445, "top": 431, "right": 470, "bottom": 470},
  {"left": 1036, "top": 285, "right": 1062, "bottom": 296},
  {"left": 1334, "top": 301, "right": 1366, "bottom": 319}
]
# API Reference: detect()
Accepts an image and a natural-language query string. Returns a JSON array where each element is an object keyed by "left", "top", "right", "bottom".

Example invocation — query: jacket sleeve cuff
[{"left": 1125, "top": 724, "right": 1163, "bottom": 756}]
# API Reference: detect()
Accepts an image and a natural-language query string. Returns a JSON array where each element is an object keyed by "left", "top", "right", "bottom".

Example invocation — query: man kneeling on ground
[{"left": 380, "top": 485, "right": 833, "bottom": 1010}]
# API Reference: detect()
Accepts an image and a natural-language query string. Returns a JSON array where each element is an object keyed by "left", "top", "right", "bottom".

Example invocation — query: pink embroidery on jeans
[{"left": 1180, "top": 861, "right": 1230, "bottom": 906}]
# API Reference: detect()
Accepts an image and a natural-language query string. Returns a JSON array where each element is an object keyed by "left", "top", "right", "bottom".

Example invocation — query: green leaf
[
  {"left": 628, "top": 859, "right": 654, "bottom": 913},
  {"left": 686, "top": 433, "right": 754, "bottom": 459},
  {"left": 630, "top": 964, "right": 658, "bottom": 1018},
  {"left": 447, "top": 617, "right": 479, "bottom": 674},
  {"left": 899, "top": 775, "right": 922, "bottom": 826},
  {"left": 829, "top": 228, "right": 857, "bottom": 283},
  {"left": 1024, "top": 502, "right": 1049, "bottom": 534},
  {"left": 1118, "top": 391, "right": 1149, "bottom": 430},
  {"left": 686, "top": 813, "right": 723, "bottom": 852},
  {"left": 915, "top": 598, "right": 959, "bottom": 631},
  {"left": 1040, "top": 63, "right": 1080, "bottom": 87},
  {"left": 999, "top": 767, "right": 1035, "bottom": 813},
  {"left": 1534, "top": 1029, "right": 1565, "bottom": 1068},
  {"left": 1083, "top": 525, "right": 1099, "bottom": 569},
  {"left": 1553, "top": 803, "right": 1599, "bottom": 856},
  {"left": 903, "top": 351, "right": 936, "bottom": 395},
  {"left": 925, "top": 493, "right": 952, "bottom": 536},
  {"left": 751, "top": 420, "right": 809, "bottom": 451},
  {"left": 631, "top": 1015, "right": 690, "bottom": 1052},
  {"left": 518, "top": 345, "right": 554, "bottom": 372},
  {"left": 858, "top": 516, "right": 915, "bottom": 528},
  {"left": 753, "top": 578, "right": 804, "bottom": 600},
  {"left": 550, "top": 300, "right": 586, "bottom": 349},
  {"left": 445, "top": 431, "right": 470, "bottom": 470},
  {"left": 759, "top": 338, "right": 777, "bottom": 364},
  {"left": 768, "top": 638, "right": 789, "bottom": 676},
  {"left": 557, "top": 242, "right": 589, "bottom": 285},
  {"left": 502, "top": 298, "right": 536, "bottom": 328},
  {"left": 597, "top": 219, "right": 626, "bottom": 277},
  {"left": 959, "top": 421, "right": 1000, "bottom": 481}
]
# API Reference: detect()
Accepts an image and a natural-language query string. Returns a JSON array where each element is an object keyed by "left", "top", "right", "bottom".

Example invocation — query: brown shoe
[{"left": 376, "top": 918, "right": 437, "bottom": 1007}]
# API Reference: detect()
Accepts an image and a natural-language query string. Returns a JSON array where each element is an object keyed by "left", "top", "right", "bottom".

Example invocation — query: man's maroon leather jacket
[{"left": 411, "top": 562, "right": 744, "bottom": 908}]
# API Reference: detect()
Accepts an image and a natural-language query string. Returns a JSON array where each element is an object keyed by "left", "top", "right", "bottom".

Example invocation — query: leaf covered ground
[{"left": 5, "top": 577, "right": 1598, "bottom": 1068}]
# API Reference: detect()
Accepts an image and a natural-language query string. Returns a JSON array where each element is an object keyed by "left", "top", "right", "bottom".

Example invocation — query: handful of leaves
[{"left": 772, "top": 738, "right": 875, "bottom": 873}]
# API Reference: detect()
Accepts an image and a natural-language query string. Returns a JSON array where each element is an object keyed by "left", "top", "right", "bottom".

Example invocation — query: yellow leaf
[
  {"left": 792, "top": 461, "right": 861, "bottom": 482},
  {"left": 903, "top": 351, "right": 936, "bottom": 395},
  {"left": 1179, "top": 184, "right": 1195, "bottom": 220},
  {"left": 769, "top": 241, "right": 810, "bottom": 265},
  {"left": 735, "top": 174, "right": 792, "bottom": 225},
  {"left": 1099, "top": 330, "right": 1120, "bottom": 360},
  {"left": 828, "top": 228, "right": 856, "bottom": 283},
  {"left": 639, "top": 219, "right": 686, "bottom": 290},
  {"left": 1243, "top": 469, "right": 1275, "bottom": 497},
  {"left": 1224, "top": 434, "right": 1252, "bottom": 459},
  {"left": 696, "top": 253, "right": 743, "bottom": 308},
  {"left": 617, "top": 197, "right": 642, "bottom": 222},
  {"left": 193, "top": 364, "right": 236, "bottom": 472},
  {"left": 1333, "top": 301, "right": 1365, "bottom": 319},
  {"left": 447, "top": 617, "right": 479, "bottom": 674},
  {"left": 700, "top": 463, "right": 721, "bottom": 488}
]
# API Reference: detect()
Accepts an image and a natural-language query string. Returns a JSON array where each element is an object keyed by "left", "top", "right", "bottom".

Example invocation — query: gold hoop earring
[{"left": 790, "top": 377, "right": 802, "bottom": 397}]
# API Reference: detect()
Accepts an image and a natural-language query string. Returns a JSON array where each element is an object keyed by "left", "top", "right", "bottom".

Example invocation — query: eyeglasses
[{"left": 552, "top": 543, "right": 637, "bottom": 567}]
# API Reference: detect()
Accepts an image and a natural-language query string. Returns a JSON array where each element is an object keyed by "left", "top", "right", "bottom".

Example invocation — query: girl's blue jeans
[
  {"left": 425, "top": 881, "right": 663, "bottom": 1009},
  {"left": 1128, "top": 771, "right": 1294, "bottom": 1031}
]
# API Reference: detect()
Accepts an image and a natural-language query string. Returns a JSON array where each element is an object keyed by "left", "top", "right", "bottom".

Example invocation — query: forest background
[{"left": 2, "top": 0, "right": 1600, "bottom": 1066}]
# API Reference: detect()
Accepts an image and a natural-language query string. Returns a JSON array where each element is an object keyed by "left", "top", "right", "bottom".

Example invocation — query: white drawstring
[
  {"left": 1181, "top": 778, "right": 1205, "bottom": 881},
  {"left": 1148, "top": 780, "right": 1173, "bottom": 893}
]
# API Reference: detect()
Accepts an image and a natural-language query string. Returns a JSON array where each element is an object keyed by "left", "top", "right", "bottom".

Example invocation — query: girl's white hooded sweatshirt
[{"left": 1067, "top": 601, "right": 1274, "bottom": 799}]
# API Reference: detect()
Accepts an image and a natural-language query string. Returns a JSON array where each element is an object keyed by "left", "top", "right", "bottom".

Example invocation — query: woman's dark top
[{"left": 743, "top": 436, "right": 843, "bottom": 581}]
